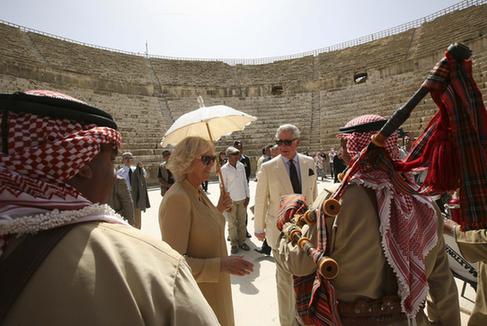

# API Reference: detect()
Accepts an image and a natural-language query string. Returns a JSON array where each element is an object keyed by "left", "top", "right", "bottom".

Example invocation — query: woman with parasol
[{"left": 159, "top": 136, "right": 253, "bottom": 326}]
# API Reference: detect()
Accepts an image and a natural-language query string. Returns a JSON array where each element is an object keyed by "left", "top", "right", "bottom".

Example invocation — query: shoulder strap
[{"left": 0, "top": 224, "right": 77, "bottom": 323}]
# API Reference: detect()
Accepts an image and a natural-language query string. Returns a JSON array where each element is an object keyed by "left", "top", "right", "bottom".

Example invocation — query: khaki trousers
[
  {"left": 227, "top": 200, "right": 246, "bottom": 246},
  {"left": 273, "top": 249, "right": 299, "bottom": 326},
  {"left": 470, "top": 262, "right": 487, "bottom": 326},
  {"left": 134, "top": 208, "right": 142, "bottom": 229}
]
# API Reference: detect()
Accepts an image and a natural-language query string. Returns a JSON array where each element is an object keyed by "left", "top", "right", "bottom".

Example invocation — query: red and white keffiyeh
[
  {"left": 337, "top": 114, "right": 400, "bottom": 160},
  {"left": 0, "top": 91, "right": 124, "bottom": 251},
  {"left": 338, "top": 114, "right": 438, "bottom": 320}
]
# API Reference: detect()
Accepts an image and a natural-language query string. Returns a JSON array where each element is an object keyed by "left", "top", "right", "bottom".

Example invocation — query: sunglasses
[
  {"left": 276, "top": 139, "right": 296, "bottom": 146},
  {"left": 200, "top": 155, "right": 217, "bottom": 166}
]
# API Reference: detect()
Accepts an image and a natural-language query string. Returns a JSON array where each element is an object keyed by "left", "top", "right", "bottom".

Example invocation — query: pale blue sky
[{"left": 1, "top": 0, "right": 462, "bottom": 59}]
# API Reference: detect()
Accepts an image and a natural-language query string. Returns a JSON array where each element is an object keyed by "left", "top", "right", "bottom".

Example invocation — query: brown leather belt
[{"left": 338, "top": 295, "right": 407, "bottom": 326}]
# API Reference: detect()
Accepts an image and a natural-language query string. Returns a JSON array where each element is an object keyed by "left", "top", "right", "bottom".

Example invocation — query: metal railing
[{"left": 0, "top": 0, "right": 485, "bottom": 65}]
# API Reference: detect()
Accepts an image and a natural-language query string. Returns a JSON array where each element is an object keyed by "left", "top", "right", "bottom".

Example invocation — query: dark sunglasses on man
[
  {"left": 276, "top": 139, "right": 296, "bottom": 146},
  {"left": 200, "top": 155, "right": 217, "bottom": 166}
]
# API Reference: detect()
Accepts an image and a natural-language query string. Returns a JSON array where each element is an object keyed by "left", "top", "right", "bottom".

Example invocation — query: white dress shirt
[{"left": 220, "top": 161, "right": 250, "bottom": 201}]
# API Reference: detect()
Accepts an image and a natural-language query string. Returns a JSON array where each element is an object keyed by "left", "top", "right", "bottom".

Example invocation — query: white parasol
[
  {"left": 161, "top": 97, "right": 256, "bottom": 147},
  {"left": 161, "top": 97, "right": 257, "bottom": 190}
]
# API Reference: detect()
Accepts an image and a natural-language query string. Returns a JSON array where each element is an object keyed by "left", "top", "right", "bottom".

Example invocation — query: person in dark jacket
[
  {"left": 130, "top": 161, "right": 150, "bottom": 229},
  {"left": 333, "top": 150, "right": 347, "bottom": 183}
]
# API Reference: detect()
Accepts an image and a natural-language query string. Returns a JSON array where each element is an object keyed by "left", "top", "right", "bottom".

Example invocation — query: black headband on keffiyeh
[
  {"left": 338, "top": 118, "right": 387, "bottom": 134},
  {"left": 1, "top": 90, "right": 117, "bottom": 155},
  {"left": 337, "top": 114, "right": 399, "bottom": 160},
  {"left": 0, "top": 90, "right": 123, "bottom": 240}
]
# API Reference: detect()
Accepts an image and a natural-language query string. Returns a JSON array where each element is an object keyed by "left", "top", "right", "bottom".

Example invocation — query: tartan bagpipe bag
[{"left": 396, "top": 50, "right": 487, "bottom": 231}]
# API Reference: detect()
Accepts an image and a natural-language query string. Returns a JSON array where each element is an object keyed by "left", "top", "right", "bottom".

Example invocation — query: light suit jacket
[{"left": 254, "top": 153, "right": 317, "bottom": 249}]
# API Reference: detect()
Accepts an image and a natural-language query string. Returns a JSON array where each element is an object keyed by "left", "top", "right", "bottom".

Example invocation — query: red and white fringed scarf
[
  {"left": 0, "top": 90, "right": 124, "bottom": 255},
  {"left": 337, "top": 115, "right": 438, "bottom": 321}
]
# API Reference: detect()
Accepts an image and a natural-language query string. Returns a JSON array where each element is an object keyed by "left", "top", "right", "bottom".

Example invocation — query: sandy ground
[{"left": 140, "top": 179, "right": 474, "bottom": 326}]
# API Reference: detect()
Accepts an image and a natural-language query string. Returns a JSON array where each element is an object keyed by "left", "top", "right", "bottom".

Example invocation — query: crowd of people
[
  {"left": 1, "top": 89, "right": 486, "bottom": 326},
  {"left": 310, "top": 148, "right": 346, "bottom": 183}
]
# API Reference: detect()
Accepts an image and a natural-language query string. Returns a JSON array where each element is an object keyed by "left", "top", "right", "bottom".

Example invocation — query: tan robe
[
  {"left": 455, "top": 228, "right": 487, "bottom": 325},
  {"left": 159, "top": 179, "right": 234, "bottom": 326},
  {"left": 281, "top": 184, "right": 461, "bottom": 325},
  {"left": 4, "top": 222, "right": 219, "bottom": 326}
]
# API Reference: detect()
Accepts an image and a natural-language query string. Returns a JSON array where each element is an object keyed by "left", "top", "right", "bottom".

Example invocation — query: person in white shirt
[
  {"left": 221, "top": 146, "right": 251, "bottom": 254},
  {"left": 117, "top": 152, "right": 135, "bottom": 191}
]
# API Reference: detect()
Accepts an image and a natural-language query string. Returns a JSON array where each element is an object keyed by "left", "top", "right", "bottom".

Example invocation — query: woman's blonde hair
[{"left": 167, "top": 136, "right": 214, "bottom": 181}]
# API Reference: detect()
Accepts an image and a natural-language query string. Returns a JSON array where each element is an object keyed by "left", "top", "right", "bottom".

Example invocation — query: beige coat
[
  {"left": 159, "top": 179, "right": 234, "bottom": 326},
  {"left": 254, "top": 153, "right": 318, "bottom": 249},
  {"left": 455, "top": 228, "right": 487, "bottom": 325},
  {"left": 281, "top": 184, "right": 461, "bottom": 325},
  {"left": 4, "top": 222, "right": 219, "bottom": 326}
]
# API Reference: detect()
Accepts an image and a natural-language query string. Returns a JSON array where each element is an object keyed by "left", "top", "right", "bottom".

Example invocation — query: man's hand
[
  {"left": 444, "top": 218, "right": 459, "bottom": 237},
  {"left": 255, "top": 231, "right": 266, "bottom": 241},
  {"left": 244, "top": 197, "right": 249, "bottom": 207}
]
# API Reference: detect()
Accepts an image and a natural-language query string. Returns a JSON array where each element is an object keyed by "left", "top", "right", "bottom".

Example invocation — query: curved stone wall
[{"left": 1, "top": 3, "right": 486, "bottom": 184}]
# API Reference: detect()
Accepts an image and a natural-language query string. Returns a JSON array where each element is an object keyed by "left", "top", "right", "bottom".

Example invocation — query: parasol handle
[
  {"left": 371, "top": 43, "right": 472, "bottom": 147},
  {"left": 204, "top": 120, "right": 226, "bottom": 192},
  {"left": 197, "top": 96, "right": 205, "bottom": 108},
  {"left": 215, "top": 160, "right": 226, "bottom": 191}
]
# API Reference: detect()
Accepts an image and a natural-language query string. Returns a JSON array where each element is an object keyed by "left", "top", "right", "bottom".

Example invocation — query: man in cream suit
[{"left": 254, "top": 124, "right": 318, "bottom": 326}]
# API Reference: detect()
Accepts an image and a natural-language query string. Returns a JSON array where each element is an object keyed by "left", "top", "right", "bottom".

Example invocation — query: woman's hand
[
  {"left": 221, "top": 255, "right": 254, "bottom": 276},
  {"left": 217, "top": 189, "right": 232, "bottom": 213}
]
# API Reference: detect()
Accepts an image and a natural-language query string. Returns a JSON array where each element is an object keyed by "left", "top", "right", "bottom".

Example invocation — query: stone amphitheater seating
[
  {"left": 165, "top": 93, "right": 313, "bottom": 154},
  {"left": 1, "top": 3, "right": 487, "bottom": 185},
  {"left": 236, "top": 56, "right": 315, "bottom": 85},
  {"left": 150, "top": 59, "right": 235, "bottom": 87},
  {"left": 413, "top": 5, "right": 487, "bottom": 59},
  {"left": 27, "top": 33, "right": 151, "bottom": 87}
]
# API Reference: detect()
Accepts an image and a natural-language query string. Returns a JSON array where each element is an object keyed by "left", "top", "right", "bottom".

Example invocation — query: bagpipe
[
  {"left": 277, "top": 42, "right": 486, "bottom": 325},
  {"left": 281, "top": 206, "right": 339, "bottom": 280},
  {"left": 321, "top": 43, "right": 487, "bottom": 231},
  {"left": 277, "top": 193, "right": 341, "bottom": 325}
]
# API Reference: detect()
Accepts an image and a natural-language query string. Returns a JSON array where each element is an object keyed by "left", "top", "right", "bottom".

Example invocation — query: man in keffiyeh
[
  {"left": 282, "top": 114, "right": 460, "bottom": 325},
  {"left": 445, "top": 218, "right": 487, "bottom": 325},
  {"left": 0, "top": 90, "right": 218, "bottom": 325}
]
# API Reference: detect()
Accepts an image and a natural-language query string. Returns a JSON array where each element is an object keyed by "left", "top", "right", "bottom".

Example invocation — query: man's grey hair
[{"left": 275, "top": 124, "right": 301, "bottom": 139}]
